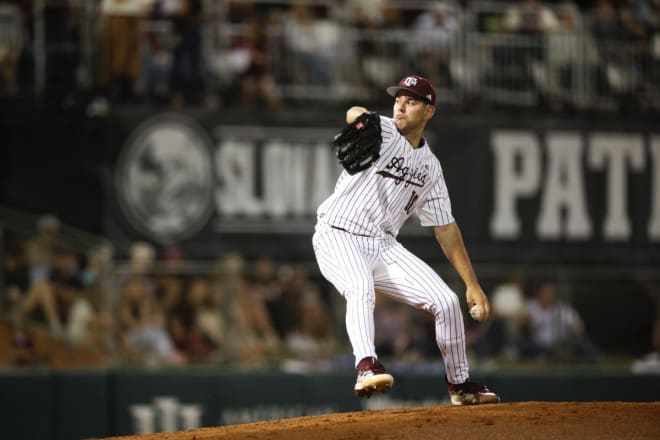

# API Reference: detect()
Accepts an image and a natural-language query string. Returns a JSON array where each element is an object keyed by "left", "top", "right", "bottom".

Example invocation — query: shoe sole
[
  {"left": 450, "top": 393, "right": 501, "bottom": 406},
  {"left": 354, "top": 373, "right": 394, "bottom": 398}
]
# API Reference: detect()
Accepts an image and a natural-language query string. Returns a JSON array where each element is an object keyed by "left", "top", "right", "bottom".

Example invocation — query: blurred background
[{"left": 0, "top": 0, "right": 659, "bottom": 438}]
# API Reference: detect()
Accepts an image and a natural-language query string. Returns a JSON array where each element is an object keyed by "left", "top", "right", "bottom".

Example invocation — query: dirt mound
[{"left": 95, "top": 401, "right": 660, "bottom": 440}]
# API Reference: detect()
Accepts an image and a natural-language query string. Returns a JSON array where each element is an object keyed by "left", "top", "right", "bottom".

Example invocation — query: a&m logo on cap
[{"left": 403, "top": 77, "right": 418, "bottom": 87}]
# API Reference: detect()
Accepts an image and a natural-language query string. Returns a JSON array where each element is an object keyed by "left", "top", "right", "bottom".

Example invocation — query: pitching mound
[{"left": 96, "top": 402, "right": 659, "bottom": 440}]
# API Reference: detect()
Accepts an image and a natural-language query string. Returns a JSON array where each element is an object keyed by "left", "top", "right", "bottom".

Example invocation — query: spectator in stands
[
  {"left": 7, "top": 239, "right": 110, "bottom": 355},
  {"left": 282, "top": 2, "right": 335, "bottom": 87},
  {"left": 168, "top": 0, "right": 205, "bottom": 107},
  {"left": 49, "top": 245, "right": 82, "bottom": 306},
  {"left": 168, "top": 276, "right": 219, "bottom": 362},
  {"left": 118, "top": 275, "right": 183, "bottom": 365},
  {"left": 618, "top": 0, "right": 651, "bottom": 41},
  {"left": 630, "top": 280, "right": 660, "bottom": 374},
  {"left": 631, "top": 289, "right": 660, "bottom": 373},
  {"left": 127, "top": 241, "right": 156, "bottom": 276},
  {"left": 3, "top": 237, "right": 61, "bottom": 348},
  {"left": 97, "top": 0, "right": 152, "bottom": 102},
  {"left": 156, "top": 270, "right": 183, "bottom": 321},
  {"left": 141, "top": 0, "right": 176, "bottom": 103},
  {"left": 589, "top": 0, "right": 647, "bottom": 100},
  {"left": 26, "top": 214, "right": 60, "bottom": 283},
  {"left": 190, "top": 277, "right": 226, "bottom": 356},
  {"left": 70, "top": 244, "right": 113, "bottom": 351},
  {"left": 407, "top": 3, "right": 461, "bottom": 91},
  {"left": 117, "top": 240, "right": 182, "bottom": 364},
  {"left": 374, "top": 295, "right": 418, "bottom": 361},
  {"left": 154, "top": 279, "right": 183, "bottom": 362},
  {"left": 520, "top": 280, "right": 601, "bottom": 363},
  {"left": 154, "top": 244, "right": 185, "bottom": 318},
  {"left": 262, "top": 264, "right": 300, "bottom": 341},
  {"left": 48, "top": 245, "right": 89, "bottom": 344},
  {"left": 274, "top": 264, "right": 336, "bottom": 360},
  {"left": 211, "top": 253, "right": 280, "bottom": 365},
  {"left": 351, "top": 0, "right": 403, "bottom": 94},
  {"left": 347, "top": 0, "right": 389, "bottom": 26},
  {"left": 468, "top": 270, "right": 528, "bottom": 361},
  {"left": 8, "top": 216, "right": 64, "bottom": 337},
  {"left": 253, "top": 256, "right": 284, "bottom": 329},
  {"left": 590, "top": 0, "right": 623, "bottom": 41},
  {"left": 535, "top": 1, "right": 599, "bottom": 110},
  {"left": 117, "top": 241, "right": 158, "bottom": 311},
  {"left": 234, "top": 18, "right": 282, "bottom": 108},
  {"left": 506, "top": 0, "right": 560, "bottom": 51},
  {"left": 4, "top": 234, "right": 111, "bottom": 366},
  {"left": 42, "top": 1, "right": 82, "bottom": 99},
  {"left": 502, "top": 0, "right": 560, "bottom": 36}
]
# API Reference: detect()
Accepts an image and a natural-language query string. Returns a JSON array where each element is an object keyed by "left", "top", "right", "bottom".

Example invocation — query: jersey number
[{"left": 404, "top": 191, "right": 419, "bottom": 214}]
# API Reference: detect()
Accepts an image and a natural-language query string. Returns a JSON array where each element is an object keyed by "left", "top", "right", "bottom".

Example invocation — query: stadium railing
[{"left": 9, "top": 1, "right": 659, "bottom": 113}]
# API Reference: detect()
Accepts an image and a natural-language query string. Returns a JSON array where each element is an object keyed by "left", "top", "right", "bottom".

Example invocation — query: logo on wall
[
  {"left": 115, "top": 113, "right": 214, "bottom": 244},
  {"left": 129, "top": 396, "right": 203, "bottom": 434}
]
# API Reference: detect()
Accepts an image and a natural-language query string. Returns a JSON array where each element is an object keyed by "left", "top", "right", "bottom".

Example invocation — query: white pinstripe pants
[{"left": 312, "top": 223, "right": 469, "bottom": 383}]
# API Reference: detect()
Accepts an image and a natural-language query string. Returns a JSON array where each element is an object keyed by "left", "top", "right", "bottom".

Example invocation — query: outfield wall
[{"left": 0, "top": 369, "right": 658, "bottom": 440}]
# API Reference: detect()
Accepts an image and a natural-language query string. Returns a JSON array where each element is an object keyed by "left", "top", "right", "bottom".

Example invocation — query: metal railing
[{"left": 462, "top": 2, "right": 660, "bottom": 111}]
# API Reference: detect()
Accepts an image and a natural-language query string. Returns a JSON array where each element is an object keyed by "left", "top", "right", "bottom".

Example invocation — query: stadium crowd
[
  {"left": 0, "top": 0, "right": 659, "bottom": 113},
  {"left": 5, "top": 213, "right": 655, "bottom": 371},
  {"left": 1, "top": 216, "right": 341, "bottom": 368}
]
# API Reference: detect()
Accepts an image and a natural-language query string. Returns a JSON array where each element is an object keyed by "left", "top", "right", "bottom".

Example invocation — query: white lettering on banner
[
  {"left": 490, "top": 130, "right": 658, "bottom": 242},
  {"left": 129, "top": 397, "right": 203, "bottom": 434},
  {"left": 263, "top": 141, "right": 308, "bottom": 217},
  {"left": 214, "top": 140, "right": 262, "bottom": 216},
  {"left": 588, "top": 133, "right": 645, "bottom": 240},
  {"left": 650, "top": 136, "right": 660, "bottom": 240},
  {"left": 490, "top": 131, "right": 541, "bottom": 238},
  {"left": 262, "top": 141, "right": 289, "bottom": 217},
  {"left": 214, "top": 140, "right": 337, "bottom": 217},
  {"left": 537, "top": 132, "right": 592, "bottom": 239},
  {"left": 118, "top": 120, "right": 658, "bottom": 243}
]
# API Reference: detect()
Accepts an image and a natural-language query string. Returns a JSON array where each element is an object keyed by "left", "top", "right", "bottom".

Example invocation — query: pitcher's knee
[{"left": 429, "top": 294, "right": 461, "bottom": 320}]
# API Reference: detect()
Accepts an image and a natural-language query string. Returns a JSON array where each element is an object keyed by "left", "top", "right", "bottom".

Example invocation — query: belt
[{"left": 329, "top": 225, "right": 374, "bottom": 238}]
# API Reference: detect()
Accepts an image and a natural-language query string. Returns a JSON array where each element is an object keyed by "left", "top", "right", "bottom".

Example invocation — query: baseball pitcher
[{"left": 312, "top": 75, "right": 500, "bottom": 405}]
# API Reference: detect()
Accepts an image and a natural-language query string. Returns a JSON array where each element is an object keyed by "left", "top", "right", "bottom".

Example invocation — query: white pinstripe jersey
[{"left": 317, "top": 115, "right": 454, "bottom": 238}]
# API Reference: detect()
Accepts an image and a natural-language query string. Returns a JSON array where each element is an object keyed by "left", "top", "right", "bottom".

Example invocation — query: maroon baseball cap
[{"left": 386, "top": 75, "right": 436, "bottom": 105}]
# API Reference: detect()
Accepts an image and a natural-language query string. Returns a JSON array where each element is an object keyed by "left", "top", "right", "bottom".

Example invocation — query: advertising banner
[{"left": 104, "top": 109, "right": 659, "bottom": 265}]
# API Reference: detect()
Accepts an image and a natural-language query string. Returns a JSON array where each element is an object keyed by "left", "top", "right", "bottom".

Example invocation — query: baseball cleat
[
  {"left": 354, "top": 357, "right": 394, "bottom": 398},
  {"left": 447, "top": 379, "right": 500, "bottom": 406}
]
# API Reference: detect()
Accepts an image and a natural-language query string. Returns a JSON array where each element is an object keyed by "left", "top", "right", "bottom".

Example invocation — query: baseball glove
[{"left": 332, "top": 111, "right": 382, "bottom": 175}]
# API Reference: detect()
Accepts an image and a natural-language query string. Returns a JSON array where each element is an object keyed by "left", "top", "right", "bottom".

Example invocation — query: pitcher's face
[{"left": 393, "top": 92, "right": 434, "bottom": 135}]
